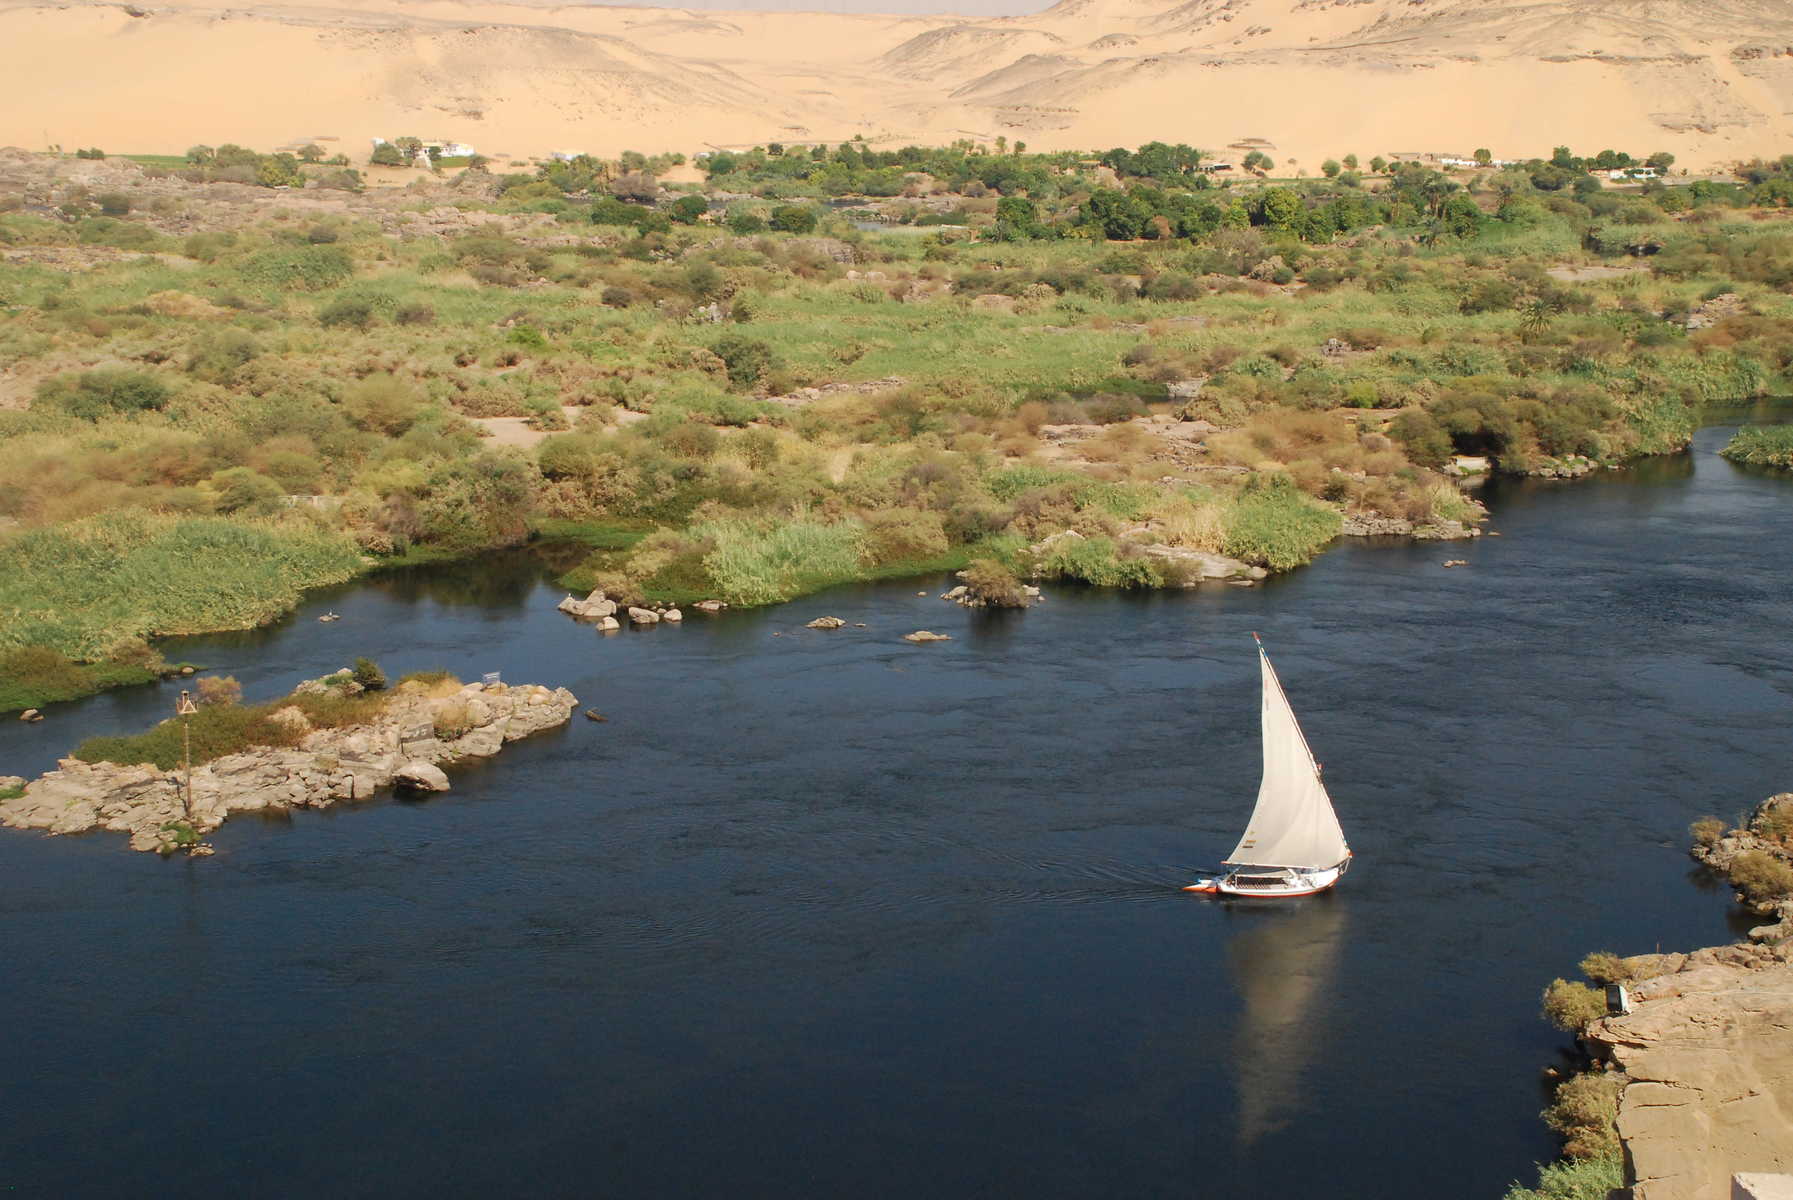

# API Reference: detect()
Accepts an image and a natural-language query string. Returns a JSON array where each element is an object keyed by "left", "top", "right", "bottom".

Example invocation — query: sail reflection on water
[{"left": 1224, "top": 900, "right": 1346, "bottom": 1146}]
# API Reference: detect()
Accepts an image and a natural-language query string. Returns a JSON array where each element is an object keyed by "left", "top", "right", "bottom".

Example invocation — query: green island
[{"left": 4, "top": 141, "right": 1793, "bottom": 711}]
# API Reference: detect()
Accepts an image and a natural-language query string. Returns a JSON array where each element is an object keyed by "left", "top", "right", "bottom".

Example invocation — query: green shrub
[
  {"left": 37, "top": 368, "right": 170, "bottom": 420},
  {"left": 1577, "top": 952, "right": 1632, "bottom": 986},
  {"left": 962, "top": 558, "right": 1027, "bottom": 607},
  {"left": 589, "top": 196, "right": 644, "bottom": 227},
  {"left": 195, "top": 675, "right": 242, "bottom": 706},
  {"left": 160, "top": 821, "right": 200, "bottom": 850},
  {"left": 1502, "top": 1153, "right": 1623, "bottom": 1200},
  {"left": 1542, "top": 1071, "right": 1620, "bottom": 1160},
  {"left": 1033, "top": 535, "right": 1162, "bottom": 589},
  {"left": 657, "top": 419, "right": 721, "bottom": 460},
  {"left": 207, "top": 467, "right": 285, "bottom": 515},
  {"left": 411, "top": 452, "right": 537, "bottom": 551},
  {"left": 712, "top": 334, "right": 774, "bottom": 389},
  {"left": 1222, "top": 476, "right": 1342, "bottom": 570},
  {"left": 863, "top": 508, "right": 949, "bottom": 565},
  {"left": 1727, "top": 849, "right": 1793, "bottom": 904},
  {"left": 341, "top": 375, "right": 424, "bottom": 435},
  {"left": 352, "top": 657, "right": 387, "bottom": 691},
  {"left": 238, "top": 245, "right": 353, "bottom": 290},
  {"left": 186, "top": 329, "right": 262, "bottom": 379},
  {"left": 1541, "top": 978, "right": 1607, "bottom": 1034},
  {"left": 1690, "top": 816, "right": 1728, "bottom": 848},
  {"left": 668, "top": 194, "right": 708, "bottom": 224},
  {"left": 769, "top": 205, "right": 818, "bottom": 234},
  {"left": 319, "top": 295, "right": 376, "bottom": 329},
  {"left": 182, "top": 230, "right": 238, "bottom": 261}
]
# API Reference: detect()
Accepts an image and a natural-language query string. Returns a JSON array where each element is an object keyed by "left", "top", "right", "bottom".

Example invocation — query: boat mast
[{"left": 1252, "top": 632, "right": 1324, "bottom": 785}]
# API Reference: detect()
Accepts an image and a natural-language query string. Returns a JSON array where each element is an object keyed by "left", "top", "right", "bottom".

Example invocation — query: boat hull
[{"left": 1183, "top": 858, "right": 1349, "bottom": 898}]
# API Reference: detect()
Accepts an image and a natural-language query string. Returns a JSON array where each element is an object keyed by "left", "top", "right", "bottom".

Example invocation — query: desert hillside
[{"left": 5, "top": 0, "right": 1793, "bottom": 166}]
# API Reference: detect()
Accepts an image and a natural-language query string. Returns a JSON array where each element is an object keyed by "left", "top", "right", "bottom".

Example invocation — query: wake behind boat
[{"left": 1186, "top": 635, "right": 1352, "bottom": 899}]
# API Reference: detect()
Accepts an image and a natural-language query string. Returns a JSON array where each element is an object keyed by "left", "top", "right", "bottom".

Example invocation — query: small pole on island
[{"left": 176, "top": 688, "right": 198, "bottom": 820}]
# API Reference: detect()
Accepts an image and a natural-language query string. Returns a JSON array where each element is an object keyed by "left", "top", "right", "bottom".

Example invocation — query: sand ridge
[{"left": 5, "top": 0, "right": 1793, "bottom": 166}]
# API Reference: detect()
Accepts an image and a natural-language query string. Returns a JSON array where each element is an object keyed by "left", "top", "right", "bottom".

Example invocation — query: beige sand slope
[{"left": 4, "top": 0, "right": 1793, "bottom": 168}]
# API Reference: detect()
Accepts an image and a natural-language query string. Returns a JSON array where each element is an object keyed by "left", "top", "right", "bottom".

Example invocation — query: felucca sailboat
[{"left": 1185, "top": 635, "right": 1351, "bottom": 898}]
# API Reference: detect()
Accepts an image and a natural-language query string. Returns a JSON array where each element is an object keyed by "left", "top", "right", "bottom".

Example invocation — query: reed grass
[
  {"left": 697, "top": 517, "right": 866, "bottom": 606},
  {"left": 1720, "top": 424, "right": 1793, "bottom": 467},
  {"left": 0, "top": 512, "right": 363, "bottom": 660},
  {"left": 75, "top": 684, "right": 396, "bottom": 770}
]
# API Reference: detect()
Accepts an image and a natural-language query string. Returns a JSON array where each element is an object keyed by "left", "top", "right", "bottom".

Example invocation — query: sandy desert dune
[{"left": 4, "top": 0, "right": 1793, "bottom": 167}]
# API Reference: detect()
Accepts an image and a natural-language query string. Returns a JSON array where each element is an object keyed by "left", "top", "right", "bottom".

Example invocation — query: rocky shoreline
[
  {"left": 1541, "top": 793, "right": 1793, "bottom": 1200},
  {"left": 0, "top": 675, "right": 577, "bottom": 855},
  {"left": 1587, "top": 941, "right": 1793, "bottom": 1200},
  {"left": 1689, "top": 793, "right": 1793, "bottom": 943}
]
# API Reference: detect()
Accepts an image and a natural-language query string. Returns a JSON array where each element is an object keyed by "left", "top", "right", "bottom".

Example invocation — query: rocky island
[
  {"left": 0, "top": 670, "right": 577, "bottom": 855},
  {"left": 1590, "top": 942, "right": 1793, "bottom": 1200},
  {"left": 1516, "top": 794, "right": 1793, "bottom": 1200}
]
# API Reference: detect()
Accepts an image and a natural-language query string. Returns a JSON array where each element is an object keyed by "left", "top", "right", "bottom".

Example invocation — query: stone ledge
[{"left": 0, "top": 678, "right": 577, "bottom": 855}]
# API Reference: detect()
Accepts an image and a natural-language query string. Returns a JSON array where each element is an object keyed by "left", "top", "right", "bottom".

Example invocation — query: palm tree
[{"left": 1518, "top": 297, "right": 1562, "bottom": 343}]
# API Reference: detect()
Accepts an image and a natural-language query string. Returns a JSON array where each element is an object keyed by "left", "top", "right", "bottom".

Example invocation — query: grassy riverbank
[
  {"left": 1721, "top": 424, "right": 1793, "bottom": 468},
  {"left": 6, "top": 141, "right": 1793, "bottom": 707}
]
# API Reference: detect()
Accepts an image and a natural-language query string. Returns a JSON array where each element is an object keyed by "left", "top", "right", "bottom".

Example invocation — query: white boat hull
[{"left": 1183, "top": 857, "right": 1350, "bottom": 898}]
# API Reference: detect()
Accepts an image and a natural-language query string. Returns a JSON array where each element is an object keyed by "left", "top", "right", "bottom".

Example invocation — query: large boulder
[
  {"left": 806, "top": 616, "right": 846, "bottom": 629},
  {"left": 394, "top": 762, "right": 450, "bottom": 794},
  {"left": 448, "top": 725, "right": 505, "bottom": 758},
  {"left": 558, "top": 589, "right": 618, "bottom": 620},
  {"left": 628, "top": 607, "right": 660, "bottom": 625}
]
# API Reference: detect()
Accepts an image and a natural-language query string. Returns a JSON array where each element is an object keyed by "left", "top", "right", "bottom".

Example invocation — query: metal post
[{"left": 176, "top": 689, "right": 198, "bottom": 820}]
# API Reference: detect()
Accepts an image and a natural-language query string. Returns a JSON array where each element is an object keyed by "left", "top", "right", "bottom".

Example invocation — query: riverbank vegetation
[
  {"left": 1505, "top": 951, "right": 1632, "bottom": 1200},
  {"left": 72, "top": 660, "right": 427, "bottom": 769},
  {"left": 5, "top": 140, "right": 1793, "bottom": 706},
  {"left": 1721, "top": 424, "right": 1793, "bottom": 468}
]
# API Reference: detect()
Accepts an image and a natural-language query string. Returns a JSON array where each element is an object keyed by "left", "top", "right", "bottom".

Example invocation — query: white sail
[{"left": 1224, "top": 645, "right": 1349, "bottom": 870}]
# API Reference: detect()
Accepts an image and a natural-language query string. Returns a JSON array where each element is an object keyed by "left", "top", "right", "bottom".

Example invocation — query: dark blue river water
[{"left": 2, "top": 424, "right": 1790, "bottom": 1198}]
